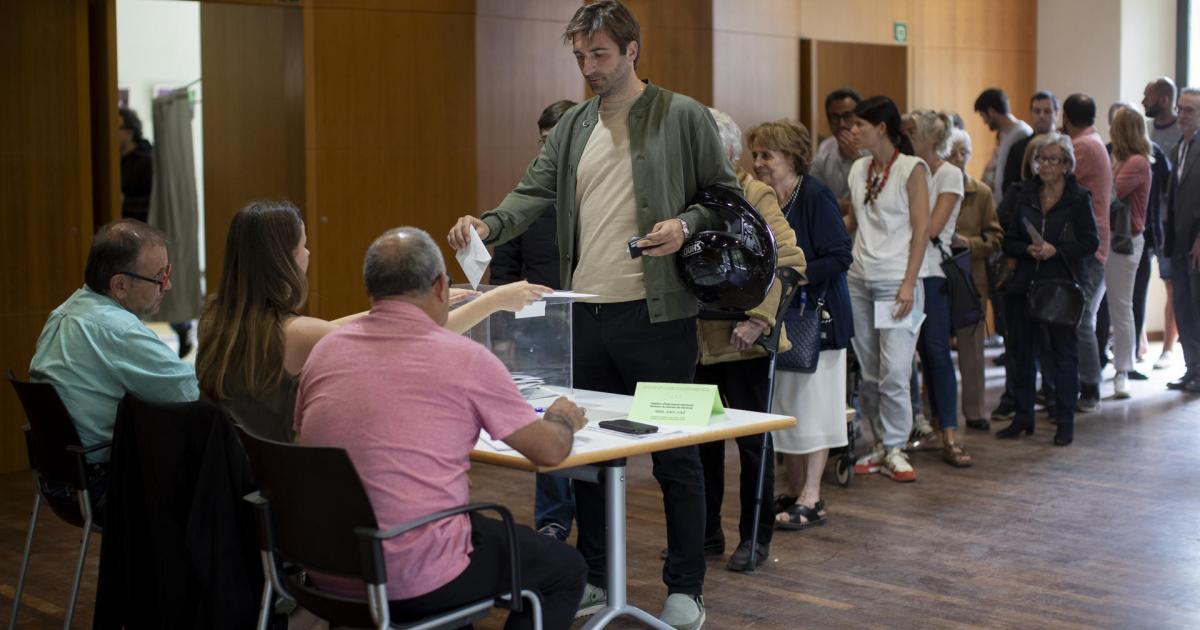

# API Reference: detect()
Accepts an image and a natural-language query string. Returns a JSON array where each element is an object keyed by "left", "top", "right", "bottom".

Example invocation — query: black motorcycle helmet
[{"left": 677, "top": 186, "right": 777, "bottom": 312}]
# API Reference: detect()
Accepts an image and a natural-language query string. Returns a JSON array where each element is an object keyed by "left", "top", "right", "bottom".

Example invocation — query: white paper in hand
[{"left": 455, "top": 226, "right": 491, "bottom": 289}]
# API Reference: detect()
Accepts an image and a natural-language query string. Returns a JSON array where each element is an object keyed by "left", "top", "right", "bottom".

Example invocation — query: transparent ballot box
[{"left": 458, "top": 285, "right": 574, "bottom": 400}]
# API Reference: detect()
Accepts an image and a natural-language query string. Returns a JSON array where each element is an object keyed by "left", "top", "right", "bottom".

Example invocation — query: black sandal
[
  {"left": 773, "top": 494, "right": 798, "bottom": 515},
  {"left": 776, "top": 503, "right": 827, "bottom": 531}
]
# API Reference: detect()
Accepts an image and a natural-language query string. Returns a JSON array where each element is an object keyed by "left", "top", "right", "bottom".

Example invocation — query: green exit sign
[{"left": 894, "top": 21, "right": 908, "bottom": 43}]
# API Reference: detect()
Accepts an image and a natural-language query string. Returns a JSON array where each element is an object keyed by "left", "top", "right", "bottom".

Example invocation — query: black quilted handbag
[
  {"left": 777, "top": 284, "right": 829, "bottom": 373},
  {"left": 1026, "top": 258, "right": 1084, "bottom": 327}
]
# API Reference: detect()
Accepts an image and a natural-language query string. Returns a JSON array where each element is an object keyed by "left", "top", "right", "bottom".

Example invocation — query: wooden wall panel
[
  {"left": 0, "top": 0, "right": 96, "bottom": 472},
  {"left": 908, "top": 0, "right": 1037, "bottom": 180},
  {"left": 308, "top": 4, "right": 476, "bottom": 319},
  {"left": 475, "top": 0, "right": 584, "bottom": 213},
  {"left": 814, "top": 40, "right": 909, "bottom": 139},
  {"left": 621, "top": 0, "right": 713, "bottom": 105},
  {"left": 89, "top": 0, "right": 120, "bottom": 228},
  {"left": 200, "top": 2, "right": 305, "bottom": 297}
]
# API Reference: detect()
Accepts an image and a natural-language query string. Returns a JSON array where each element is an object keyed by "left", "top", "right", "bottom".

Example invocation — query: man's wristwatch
[{"left": 676, "top": 217, "right": 691, "bottom": 240}]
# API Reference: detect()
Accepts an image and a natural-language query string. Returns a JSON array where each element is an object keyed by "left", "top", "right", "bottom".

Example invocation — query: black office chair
[
  {"left": 7, "top": 369, "right": 108, "bottom": 630},
  {"left": 236, "top": 426, "right": 543, "bottom": 630},
  {"left": 747, "top": 267, "right": 805, "bottom": 569}
]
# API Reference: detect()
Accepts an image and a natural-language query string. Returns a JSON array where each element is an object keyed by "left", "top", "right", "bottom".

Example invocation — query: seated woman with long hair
[{"left": 197, "top": 200, "right": 549, "bottom": 441}]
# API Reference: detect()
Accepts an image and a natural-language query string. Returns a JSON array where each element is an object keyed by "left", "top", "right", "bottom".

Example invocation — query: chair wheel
[{"left": 835, "top": 455, "right": 853, "bottom": 486}]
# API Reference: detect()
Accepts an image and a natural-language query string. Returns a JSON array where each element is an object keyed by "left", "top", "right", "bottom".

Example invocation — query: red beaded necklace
[{"left": 864, "top": 148, "right": 900, "bottom": 206}]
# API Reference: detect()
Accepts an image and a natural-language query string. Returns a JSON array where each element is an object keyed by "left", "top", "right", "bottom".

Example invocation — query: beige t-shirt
[{"left": 570, "top": 95, "right": 646, "bottom": 303}]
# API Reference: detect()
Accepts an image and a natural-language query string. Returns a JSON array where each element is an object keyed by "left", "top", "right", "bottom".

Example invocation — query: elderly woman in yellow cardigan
[
  {"left": 691, "top": 108, "right": 807, "bottom": 572},
  {"left": 947, "top": 127, "right": 1004, "bottom": 429}
]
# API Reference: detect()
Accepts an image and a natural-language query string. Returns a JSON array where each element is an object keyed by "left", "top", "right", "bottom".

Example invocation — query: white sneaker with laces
[
  {"left": 1154, "top": 350, "right": 1174, "bottom": 370},
  {"left": 913, "top": 413, "right": 934, "bottom": 436},
  {"left": 881, "top": 447, "right": 916, "bottom": 482},
  {"left": 853, "top": 443, "right": 885, "bottom": 474},
  {"left": 1113, "top": 372, "right": 1131, "bottom": 399}
]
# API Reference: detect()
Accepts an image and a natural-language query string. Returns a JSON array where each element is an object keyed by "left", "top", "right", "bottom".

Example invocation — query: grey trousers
[
  {"left": 849, "top": 277, "right": 925, "bottom": 451},
  {"left": 1075, "top": 256, "right": 1107, "bottom": 386}
]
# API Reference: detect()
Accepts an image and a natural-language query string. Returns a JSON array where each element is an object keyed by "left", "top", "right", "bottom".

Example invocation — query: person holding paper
[
  {"left": 446, "top": 2, "right": 740, "bottom": 626},
  {"left": 294, "top": 227, "right": 588, "bottom": 629},
  {"left": 996, "top": 134, "right": 1099, "bottom": 446},
  {"left": 198, "top": 201, "right": 547, "bottom": 442},
  {"left": 845, "top": 96, "right": 930, "bottom": 483},
  {"left": 692, "top": 109, "right": 807, "bottom": 572}
]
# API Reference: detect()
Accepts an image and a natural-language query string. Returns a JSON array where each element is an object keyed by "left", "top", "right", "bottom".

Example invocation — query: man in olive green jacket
[{"left": 448, "top": 2, "right": 739, "bottom": 628}]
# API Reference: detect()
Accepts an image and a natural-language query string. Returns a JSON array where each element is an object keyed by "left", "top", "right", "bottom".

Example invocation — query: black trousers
[
  {"left": 1133, "top": 242, "right": 1153, "bottom": 347},
  {"left": 695, "top": 357, "right": 773, "bottom": 546},
  {"left": 388, "top": 513, "right": 586, "bottom": 630},
  {"left": 1005, "top": 294, "right": 1077, "bottom": 438},
  {"left": 571, "top": 301, "right": 705, "bottom": 596}
]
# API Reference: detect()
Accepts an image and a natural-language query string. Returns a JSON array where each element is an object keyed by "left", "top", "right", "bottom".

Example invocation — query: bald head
[
  {"left": 1143, "top": 77, "right": 1178, "bottom": 119},
  {"left": 363, "top": 227, "right": 446, "bottom": 301}
]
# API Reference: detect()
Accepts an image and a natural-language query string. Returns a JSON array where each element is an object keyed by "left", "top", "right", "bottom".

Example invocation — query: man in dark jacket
[{"left": 118, "top": 107, "right": 153, "bottom": 223}]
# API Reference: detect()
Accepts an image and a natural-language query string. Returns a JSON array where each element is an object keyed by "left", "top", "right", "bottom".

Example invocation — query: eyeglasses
[
  {"left": 118, "top": 263, "right": 171, "bottom": 289},
  {"left": 1035, "top": 156, "right": 1064, "bottom": 165},
  {"left": 828, "top": 111, "right": 856, "bottom": 124}
]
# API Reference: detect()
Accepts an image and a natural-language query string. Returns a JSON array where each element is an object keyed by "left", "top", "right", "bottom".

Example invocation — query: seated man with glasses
[{"left": 29, "top": 219, "right": 199, "bottom": 521}]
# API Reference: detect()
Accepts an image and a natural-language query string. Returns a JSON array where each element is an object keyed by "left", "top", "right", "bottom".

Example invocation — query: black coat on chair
[{"left": 94, "top": 393, "right": 260, "bottom": 630}]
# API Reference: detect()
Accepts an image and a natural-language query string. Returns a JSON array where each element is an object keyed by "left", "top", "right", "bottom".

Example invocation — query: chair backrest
[
  {"left": 757, "top": 266, "right": 805, "bottom": 354},
  {"left": 7, "top": 370, "right": 88, "bottom": 487},
  {"left": 236, "top": 426, "right": 379, "bottom": 579}
]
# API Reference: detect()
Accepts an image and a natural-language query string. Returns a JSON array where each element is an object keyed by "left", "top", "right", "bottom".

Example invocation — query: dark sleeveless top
[{"left": 218, "top": 373, "right": 299, "bottom": 443}]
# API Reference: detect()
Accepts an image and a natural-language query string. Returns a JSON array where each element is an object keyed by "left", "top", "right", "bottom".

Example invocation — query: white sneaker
[
  {"left": 880, "top": 447, "right": 916, "bottom": 482},
  {"left": 853, "top": 443, "right": 885, "bottom": 474},
  {"left": 659, "top": 593, "right": 705, "bottom": 630},
  {"left": 913, "top": 413, "right": 934, "bottom": 436},
  {"left": 1154, "top": 351, "right": 1174, "bottom": 370},
  {"left": 1113, "top": 373, "right": 1131, "bottom": 399},
  {"left": 575, "top": 583, "right": 607, "bottom": 618}
]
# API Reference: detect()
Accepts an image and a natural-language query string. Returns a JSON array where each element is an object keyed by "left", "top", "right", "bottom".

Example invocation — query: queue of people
[{"left": 22, "top": 0, "right": 1200, "bottom": 627}]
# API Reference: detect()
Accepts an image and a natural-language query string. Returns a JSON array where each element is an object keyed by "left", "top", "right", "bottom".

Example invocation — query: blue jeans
[
  {"left": 534, "top": 473, "right": 574, "bottom": 536},
  {"left": 1075, "top": 256, "right": 1107, "bottom": 386},
  {"left": 917, "top": 277, "right": 958, "bottom": 429}
]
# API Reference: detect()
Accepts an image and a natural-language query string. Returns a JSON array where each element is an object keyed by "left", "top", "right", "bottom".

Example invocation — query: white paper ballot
[
  {"left": 547, "top": 291, "right": 599, "bottom": 299},
  {"left": 454, "top": 227, "right": 491, "bottom": 289},
  {"left": 514, "top": 301, "right": 546, "bottom": 319},
  {"left": 874, "top": 300, "right": 925, "bottom": 332}
]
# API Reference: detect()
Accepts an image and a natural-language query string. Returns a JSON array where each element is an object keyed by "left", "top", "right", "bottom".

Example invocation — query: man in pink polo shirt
[
  {"left": 1062, "top": 93, "right": 1112, "bottom": 412},
  {"left": 294, "top": 227, "right": 587, "bottom": 629}
]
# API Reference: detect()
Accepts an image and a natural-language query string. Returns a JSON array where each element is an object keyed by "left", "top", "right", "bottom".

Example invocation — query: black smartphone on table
[{"left": 598, "top": 418, "right": 659, "bottom": 435}]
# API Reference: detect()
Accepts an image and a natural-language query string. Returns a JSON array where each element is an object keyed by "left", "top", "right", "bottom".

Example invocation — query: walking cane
[{"left": 746, "top": 268, "right": 802, "bottom": 572}]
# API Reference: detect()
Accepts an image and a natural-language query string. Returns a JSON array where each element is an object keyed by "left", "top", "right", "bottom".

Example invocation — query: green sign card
[{"left": 627, "top": 382, "right": 725, "bottom": 427}]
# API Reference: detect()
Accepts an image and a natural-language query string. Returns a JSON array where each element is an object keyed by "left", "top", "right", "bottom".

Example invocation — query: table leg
[{"left": 580, "top": 463, "right": 673, "bottom": 630}]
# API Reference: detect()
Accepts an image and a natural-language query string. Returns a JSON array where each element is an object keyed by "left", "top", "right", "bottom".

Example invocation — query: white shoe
[
  {"left": 659, "top": 593, "right": 705, "bottom": 630},
  {"left": 575, "top": 584, "right": 607, "bottom": 619},
  {"left": 880, "top": 447, "right": 916, "bottom": 482},
  {"left": 1113, "top": 373, "right": 1131, "bottom": 399},
  {"left": 853, "top": 443, "right": 885, "bottom": 474},
  {"left": 1154, "top": 351, "right": 1174, "bottom": 370},
  {"left": 913, "top": 413, "right": 934, "bottom": 436}
]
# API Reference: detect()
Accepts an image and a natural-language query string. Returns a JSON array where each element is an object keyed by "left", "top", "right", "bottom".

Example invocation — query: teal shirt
[{"left": 29, "top": 287, "right": 199, "bottom": 462}]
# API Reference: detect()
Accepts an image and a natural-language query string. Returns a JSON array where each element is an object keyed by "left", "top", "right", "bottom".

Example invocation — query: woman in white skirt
[{"left": 746, "top": 120, "right": 854, "bottom": 528}]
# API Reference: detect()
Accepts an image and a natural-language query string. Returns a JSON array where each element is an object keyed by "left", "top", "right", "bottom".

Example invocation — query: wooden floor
[{"left": 3, "top": 345, "right": 1200, "bottom": 629}]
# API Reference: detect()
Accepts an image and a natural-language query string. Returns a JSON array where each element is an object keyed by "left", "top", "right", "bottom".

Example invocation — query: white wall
[
  {"left": 1120, "top": 0, "right": 1177, "bottom": 111},
  {"left": 1037, "top": 0, "right": 1122, "bottom": 139},
  {"left": 116, "top": 0, "right": 205, "bottom": 272}
]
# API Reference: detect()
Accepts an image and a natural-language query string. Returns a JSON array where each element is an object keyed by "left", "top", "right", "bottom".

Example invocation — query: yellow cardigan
[{"left": 697, "top": 171, "right": 808, "bottom": 365}]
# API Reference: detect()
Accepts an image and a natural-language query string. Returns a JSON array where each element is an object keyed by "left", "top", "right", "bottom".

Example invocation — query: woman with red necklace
[{"left": 846, "top": 96, "right": 931, "bottom": 483}]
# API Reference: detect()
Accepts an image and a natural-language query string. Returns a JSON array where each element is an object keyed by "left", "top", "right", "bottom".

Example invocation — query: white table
[{"left": 473, "top": 389, "right": 796, "bottom": 629}]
